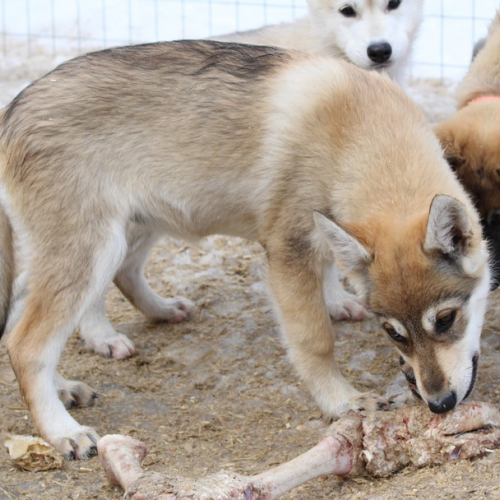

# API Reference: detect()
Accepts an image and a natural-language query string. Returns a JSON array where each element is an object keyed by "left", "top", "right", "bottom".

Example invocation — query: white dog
[{"left": 214, "top": 0, "right": 424, "bottom": 83}]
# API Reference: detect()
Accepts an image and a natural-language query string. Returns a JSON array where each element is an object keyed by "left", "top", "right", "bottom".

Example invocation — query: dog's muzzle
[{"left": 401, "top": 354, "right": 479, "bottom": 413}]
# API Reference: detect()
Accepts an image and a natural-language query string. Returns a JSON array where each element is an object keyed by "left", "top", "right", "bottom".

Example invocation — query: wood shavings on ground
[{"left": 4, "top": 435, "right": 64, "bottom": 472}]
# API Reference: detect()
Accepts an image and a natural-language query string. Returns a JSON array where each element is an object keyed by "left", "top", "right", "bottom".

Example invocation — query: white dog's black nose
[
  {"left": 428, "top": 391, "right": 457, "bottom": 414},
  {"left": 367, "top": 42, "right": 392, "bottom": 63}
]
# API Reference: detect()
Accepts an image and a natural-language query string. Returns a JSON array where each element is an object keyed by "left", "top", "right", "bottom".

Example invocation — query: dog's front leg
[{"left": 267, "top": 253, "right": 388, "bottom": 419}]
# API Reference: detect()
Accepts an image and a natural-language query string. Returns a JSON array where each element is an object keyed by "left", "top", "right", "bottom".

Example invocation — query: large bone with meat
[{"left": 98, "top": 402, "right": 500, "bottom": 499}]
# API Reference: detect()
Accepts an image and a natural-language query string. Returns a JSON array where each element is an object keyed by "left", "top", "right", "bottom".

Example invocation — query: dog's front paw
[
  {"left": 327, "top": 293, "right": 371, "bottom": 322},
  {"left": 399, "top": 356, "right": 422, "bottom": 400},
  {"left": 83, "top": 332, "right": 136, "bottom": 360},
  {"left": 57, "top": 377, "right": 98, "bottom": 409},
  {"left": 53, "top": 426, "right": 100, "bottom": 460},
  {"left": 321, "top": 391, "right": 392, "bottom": 423},
  {"left": 349, "top": 392, "right": 393, "bottom": 414}
]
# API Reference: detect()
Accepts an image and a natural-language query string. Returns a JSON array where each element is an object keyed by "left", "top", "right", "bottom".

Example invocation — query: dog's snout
[
  {"left": 367, "top": 42, "right": 392, "bottom": 63},
  {"left": 428, "top": 391, "right": 457, "bottom": 414}
]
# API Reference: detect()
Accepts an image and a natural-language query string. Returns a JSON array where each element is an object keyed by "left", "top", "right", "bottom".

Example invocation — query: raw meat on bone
[{"left": 98, "top": 402, "right": 500, "bottom": 499}]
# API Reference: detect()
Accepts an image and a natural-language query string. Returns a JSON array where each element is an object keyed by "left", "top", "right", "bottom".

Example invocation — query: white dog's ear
[
  {"left": 313, "top": 211, "right": 371, "bottom": 275},
  {"left": 424, "top": 195, "right": 485, "bottom": 276}
]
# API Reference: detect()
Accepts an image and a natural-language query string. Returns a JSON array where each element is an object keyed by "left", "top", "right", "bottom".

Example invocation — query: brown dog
[
  {"left": 435, "top": 11, "right": 500, "bottom": 287},
  {"left": 0, "top": 40, "right": 490, "bottom": 459}
]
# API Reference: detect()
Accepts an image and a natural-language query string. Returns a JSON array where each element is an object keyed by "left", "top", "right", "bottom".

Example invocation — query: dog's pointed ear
[
  {"left": 434, "top": 123, "right": 465, "bottom": 172},
  {"left": 313, "top": 211, "right": 371, "bottom": 275},
  {"left": 424, "top": 195, "right": 485, "bottom": 276},
  {"left": 424, "top": 195, "right": 471, "bottom": 255}
]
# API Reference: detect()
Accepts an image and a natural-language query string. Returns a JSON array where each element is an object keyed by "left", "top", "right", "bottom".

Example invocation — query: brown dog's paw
[
  {"left": 350, "top": 393, "right": 393, "bottom": 414},
  {"left": 57, "top": 379, "right": 98, "bottom": 409},
  {"left": 147, "top": 296, "right": 195, "bottom": 323},
  {"left": 54, "top": 427, "right": 100, "bottom": 460},
  {"left": 83, "top": 332, "right": 136, "bottom": 360}
]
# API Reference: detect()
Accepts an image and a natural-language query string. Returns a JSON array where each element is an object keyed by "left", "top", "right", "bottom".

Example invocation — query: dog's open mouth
[{"left": 370, "top": 61, "right": 393, "bottom": 69}]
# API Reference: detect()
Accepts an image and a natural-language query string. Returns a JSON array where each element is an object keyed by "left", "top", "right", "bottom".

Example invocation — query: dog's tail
[
  {"left": 0, "top": 109, "right": 14, "bottom": 339},
  {"left": 0, "top": 202, "right": 13, "bottom": 339},
  {"left": 0, "top": 127, "right": 13, "bottom": 338}
]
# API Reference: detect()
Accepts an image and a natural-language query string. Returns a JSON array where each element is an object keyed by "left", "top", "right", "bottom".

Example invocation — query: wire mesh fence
[{"left": 0, "top": 0, "right": 499, "bottom": 81}]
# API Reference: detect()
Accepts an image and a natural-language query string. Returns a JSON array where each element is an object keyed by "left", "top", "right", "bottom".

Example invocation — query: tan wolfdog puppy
[
  {"left": 435, "top": 11, "right": 500, "bottom": 289},
  {"left": 213, "top": 0, "right": 424, "bottom": 83},
  {"left": 0, "top": 41, "right": 490, "bottom": 459},
  {"left": 79, "top": 0, "right": 425, "bottom": 362}
]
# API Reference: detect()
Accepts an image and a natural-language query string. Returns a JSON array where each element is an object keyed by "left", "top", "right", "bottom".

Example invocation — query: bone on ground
[{"left": 98, "top": 402, "right": 500, "bottom": 499}]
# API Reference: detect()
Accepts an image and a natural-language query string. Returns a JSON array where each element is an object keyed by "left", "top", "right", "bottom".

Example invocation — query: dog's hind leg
[
  {"left": 5, "top": 227, "right": 127, "bottom": 459},
  {"left": 6, "top": 297, "right": 100, "bottom": 458},
  {"left": 113, "top": 228, "right": 194, "bottom": 323},
  {"left": 1, "top": 269, "right": 98, "bottom": 409},
  {"left": 78, "top": 294, "right": 136, "bottom": 360},
  {"left": 79, "top": 227, "right": 193, "bottom": 360},
  {"left": 323, "top": 263, "right": 371, "bottom": 321}
]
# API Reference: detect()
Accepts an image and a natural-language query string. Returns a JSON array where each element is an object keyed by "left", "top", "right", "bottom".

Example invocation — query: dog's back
[
  {"left": 0, "top": 41, "right": 298, "bottom": 240},
  {"left": 212, "top": 18, "right": 320, "bottom": 54}
]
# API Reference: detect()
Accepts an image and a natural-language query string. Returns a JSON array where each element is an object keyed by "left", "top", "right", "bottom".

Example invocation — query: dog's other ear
[
  {"left": 424, "top": 195, "right": 484, "bottom": 276},
  {"left": 434, "top": 122, "right": 466, "bottom": 172},
  {"left": 472, "top": 37, "right": 486, "bottom": 61},
  {"left": 313, "top": 211, "right": 371, "bottom": 275}
]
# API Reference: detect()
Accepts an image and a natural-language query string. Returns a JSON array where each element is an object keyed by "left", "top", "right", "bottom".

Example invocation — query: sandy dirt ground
[{"left": 0, "top": 55, "right": 499, "bottom": 500}]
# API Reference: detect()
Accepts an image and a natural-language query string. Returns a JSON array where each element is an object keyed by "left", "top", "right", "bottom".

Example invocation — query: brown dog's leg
[{"left": 266, "top": 252, "right": 387, "bottom": 419}]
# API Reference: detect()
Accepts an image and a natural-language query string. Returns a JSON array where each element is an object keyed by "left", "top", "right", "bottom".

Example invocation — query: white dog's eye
[
  {"left": 339, "top": 5, "right": 356, "bottom": 17},
  {"left": 387, "top": 0, "right": 401, "bottom": 10}
]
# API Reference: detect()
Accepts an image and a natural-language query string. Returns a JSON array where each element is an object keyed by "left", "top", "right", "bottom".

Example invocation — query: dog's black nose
[
  {"left": 428, "top": 391, "right": 457, "bottom": 414},
  {"left": 367, "top": 42, "right": 392, "bottom": 63}
]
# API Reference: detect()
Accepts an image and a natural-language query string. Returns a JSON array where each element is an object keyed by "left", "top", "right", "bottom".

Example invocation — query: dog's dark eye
[
  {"left": 339, "top": 5, "right": 356, "bottom": 17},
  {"left": 383, "top": 322, "right": 407, "bottom": 344},
  {"left": 387, "top": 0, "right": 401, "bottom": 10},
  {"left": 435, "top": 309, "right": 456, "bottom": 333}
]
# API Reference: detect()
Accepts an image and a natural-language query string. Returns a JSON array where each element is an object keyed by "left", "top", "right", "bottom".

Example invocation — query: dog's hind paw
[
  {"left": 83, "top": 332, "right": 136, "bottom": 360},
  {"left": 57, "top": 377, "right": 98, "bottom": 409},
  {"left": 53, "top": 426, "right": 100, "bottom": 460}
]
